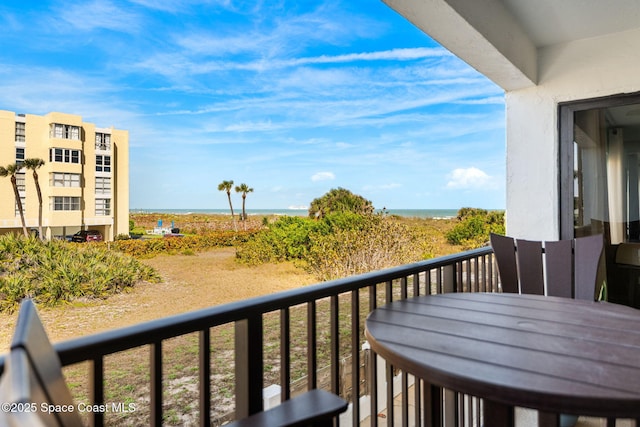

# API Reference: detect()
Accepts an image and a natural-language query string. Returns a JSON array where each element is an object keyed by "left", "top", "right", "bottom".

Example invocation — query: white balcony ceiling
[
  {"left": 384, "top": 0, "right": 640, "bottom": 90},
  {"left": 503, "top": 0, "right": 640, "bottom": 48}
]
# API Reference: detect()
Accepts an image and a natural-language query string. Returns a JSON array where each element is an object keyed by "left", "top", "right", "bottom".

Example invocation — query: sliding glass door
[{"left": 560, "top": 92, "right": 640, "bottom": 306}]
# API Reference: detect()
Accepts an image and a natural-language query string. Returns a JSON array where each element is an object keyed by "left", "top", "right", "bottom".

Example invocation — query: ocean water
[{"left": 130, "top": 208, "right": 462, "bottom": 219}]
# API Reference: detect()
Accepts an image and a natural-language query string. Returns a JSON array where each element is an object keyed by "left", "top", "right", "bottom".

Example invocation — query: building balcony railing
[
  {"left": 95, "top": 142, "right": 111, "bottom": 151},
  {"left": 3, "top": 247, "right": 621, "bottom": 426}
]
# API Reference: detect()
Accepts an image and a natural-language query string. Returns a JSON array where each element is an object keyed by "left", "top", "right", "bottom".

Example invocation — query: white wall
[{"left": 506, "top": 28, "right": 640, "bottom": 239}]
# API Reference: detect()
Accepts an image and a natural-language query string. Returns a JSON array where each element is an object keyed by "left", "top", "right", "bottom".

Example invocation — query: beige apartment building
[{"left": 0, "top": 110, "right": 128, "bottom": 241}]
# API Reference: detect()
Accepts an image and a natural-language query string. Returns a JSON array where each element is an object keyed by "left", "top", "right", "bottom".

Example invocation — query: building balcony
[
  {"left": 95, "top": 143, "right": 111, "bottom": 152},
  {"left": 0, "top": 248, "right": 636, "bottom": 426}
]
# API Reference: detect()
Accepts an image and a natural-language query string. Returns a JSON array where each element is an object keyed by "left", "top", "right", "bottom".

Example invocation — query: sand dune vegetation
[{"left": 0, "top": 208, "right": 503, "bottom": 425}]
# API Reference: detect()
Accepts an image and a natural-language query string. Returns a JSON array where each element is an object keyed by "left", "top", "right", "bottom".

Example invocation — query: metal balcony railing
[{"left": 0, "top": 246, "right": 498, "bottom": 426}]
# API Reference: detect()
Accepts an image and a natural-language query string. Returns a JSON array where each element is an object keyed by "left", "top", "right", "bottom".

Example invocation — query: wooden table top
[{"left": 364, "top": 292, "right": 640, "bottom": 418}]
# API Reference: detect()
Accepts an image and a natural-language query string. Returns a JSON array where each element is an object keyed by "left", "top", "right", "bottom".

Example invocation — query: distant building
[{"left": 0, "top": 110, "right": 129, "bottom": 241}]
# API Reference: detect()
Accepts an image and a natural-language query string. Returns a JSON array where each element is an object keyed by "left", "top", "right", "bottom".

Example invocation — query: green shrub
[
  {"left": 308, "top": 188, "right": 374, "bottom": 218},
  {"left": 236, "top": 212, "right": 420, "bottom": 280},
  {"left": 113, "top": 231, "right": 254, "bottom": 258},
  {"left": 0, "top": 234, "right": 160, "bottom": 313},
  {"left": 130, "top": 226, "right": 146, "bottom": 236},
  {"left": 456, "top": 207, "right": 490, "bottom": 220},
  {"left": 445, "top": 208, "right": 505, "bottom": 249},
  {"left": 236, "top": 216, "right": 327, "bottom": 264},
  {"left": 306, "top": 215, "right": 419, "bottom": 280}
]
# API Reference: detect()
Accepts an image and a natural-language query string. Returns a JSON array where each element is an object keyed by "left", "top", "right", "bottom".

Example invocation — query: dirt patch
[{"left": 0, "top": 247, "right": 316, "bottom": 353}]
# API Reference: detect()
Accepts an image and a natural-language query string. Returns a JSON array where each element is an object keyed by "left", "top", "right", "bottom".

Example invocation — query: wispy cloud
[
  {"left": 53, "top": 0, "right": 143, "bottom": 33},
  {"left": 455, "top": 96, "right": 505, "bottom": 105},
  {"left": 446, "top": 167, "right": 493, "bottom": 189},
  {"left": 130, "top": 0, "right": 232, "bottom": 13},
  {"left": 282, "top": 47, "right": 451, "bottom": 66},
  {"left": 131, "top": 48, "right": 456, "bottom": 80},
  {"left": 311, "top": 172, "right": 336, "bottom": 182}
]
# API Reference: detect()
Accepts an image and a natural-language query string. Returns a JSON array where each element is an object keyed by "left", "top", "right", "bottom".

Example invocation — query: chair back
[
  {"left": 0, "top": 299, "right": 83, "bottom": 427},
  {"left": 490, "top": 233, "right": 605, "bottom": 300}
]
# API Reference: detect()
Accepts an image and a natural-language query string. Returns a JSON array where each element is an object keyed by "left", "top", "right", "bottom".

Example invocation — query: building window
[
  {"left": 16, "top": 147, "right": 25, "bottom": 165},
  {"left": 51, "top": 123, "right": 81, "bottom": 140},
  {"left": 51, "top": 173, "right": 81, "bottom": 187},
  {"left": 15, "top": 122, "right": 25, "bottom": 143},
  {"left": 15, "top": 196, "right": 26, "bottom": 217},
  {"left": 96, "top": 198, "right": 111, "bottom": 216},
  {"left": 95, "top": 133, "right": 111, "bottom": 150},
  {"left": 95, "top": 177, "right": 111, "bottom": 194},
  {"left": 16, "top": 172, "right": 26, "bottom": 192},
  {"left": 52, "top": 196, "right": 80, "bottom": 211},
  {"left": 49, "top": 148, "right": 80, "bottom": 164},
  {"left": 96, "top": 155, "right": 111, "bottom": 172}
]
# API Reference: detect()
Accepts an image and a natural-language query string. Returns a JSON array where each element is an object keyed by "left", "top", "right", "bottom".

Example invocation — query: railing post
[
  {"left": 307, "top": 301, "right": 317, "bottom": 390},
  {"left": 89, "top": 357, "right": 104, "bottom": 427},
  {"left": 330, "top": 296, "right": 340, "bottom": 397},
  {"left": 150, "top": 341, "right": 163, "bottom": 426},
  {"left": 367, "top": 285, "right": 378, "bottom": 426},
  {"left": 424, "top": 383, "right": 442, "bottom": 427},
  {"left": 280, "top": 308, "right": 291, "bottom": 401},
  {"left": 351, "top": 289, "right": 361, "bottom": 426},
  {"left": 199, "top": 329, "right": 211, "bottom": 427},
  {"left": 235, "top": 314, "right": 264, "bottom": 419},
  {"left": 442, "top": 263, "right": 456, "bottom": 294},
  {"left": 385, "top": 361, "right": 395, "bottom": 425}
]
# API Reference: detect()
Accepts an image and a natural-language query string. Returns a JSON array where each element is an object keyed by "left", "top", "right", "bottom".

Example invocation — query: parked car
[{"left": 71, "top": 230, "right": 103, "bottom": 242}]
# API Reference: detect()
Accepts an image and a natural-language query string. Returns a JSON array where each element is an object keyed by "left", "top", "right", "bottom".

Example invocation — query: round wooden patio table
[{"left": 364, "top": 292, "right": 640, "bottom": 426}]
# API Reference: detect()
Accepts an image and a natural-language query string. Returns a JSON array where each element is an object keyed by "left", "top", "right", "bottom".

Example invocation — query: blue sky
[{"left": 0, "top": 0, "right": 505, "bottom": 210}]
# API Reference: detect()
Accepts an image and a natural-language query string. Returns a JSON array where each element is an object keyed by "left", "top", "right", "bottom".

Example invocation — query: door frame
[{"left": 558, "top": 92, "right": 640, "bottom": 239}]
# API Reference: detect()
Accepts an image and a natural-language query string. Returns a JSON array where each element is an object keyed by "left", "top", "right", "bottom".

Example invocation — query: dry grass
[
  {"left": 0, "top": 247, "right": 321, "bottom": 425},
  {"left": 0, "top": 247, "right": 316, "bottom": 353}
]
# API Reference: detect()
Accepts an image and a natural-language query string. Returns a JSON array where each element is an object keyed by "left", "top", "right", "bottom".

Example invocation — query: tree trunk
[
  {"left": 33, "top": 171, "right": 44, "bottom": 240},
  {"left": 11, "top": 175, "right": 29, "bottom": 237},
  {"left": 242, "top": 195, "right": 247, "bottom": 230},
  {"left": 227, "top": 191, "right": 237, "bottom": 231}
]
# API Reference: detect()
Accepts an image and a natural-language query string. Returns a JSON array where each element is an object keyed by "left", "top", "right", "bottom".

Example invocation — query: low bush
[
  {"left": 113, "top": 231, "right": 255, "bottom": 258},
  {"left": 236, "top": 212, "right": 421, "bottom": 280},
  {"left": 306, "top": 215, "right": 420, "bottom": 280},
  {"left": 308, "top": 187, "right": 374, "bottom": 218},
  {"left": 445, "top": 208, "right": 505, "bottom": 249},
  {"left": 130, "top": 226, "right": 147, "bottom": 236},
  {"left": 0, "top": 234, "right": 160, "bottom": 313},
  {"left": 235, "top": 216, "right": 328, "bottom": 264}
]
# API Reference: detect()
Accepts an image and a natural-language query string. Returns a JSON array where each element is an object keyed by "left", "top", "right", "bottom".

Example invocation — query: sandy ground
[{"left": 0, "top": 247, "right": 316, "bottom": 353}]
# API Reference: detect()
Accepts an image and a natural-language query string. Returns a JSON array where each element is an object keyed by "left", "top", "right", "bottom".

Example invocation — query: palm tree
[
  {"left": 0, "top": 163, "right": 29, "bottom": 237},
  {"left": 235, "top": 183, "right": 254, "bottom": 225},
  {"left": 24, "top": 158, "right": 45, "bottom": 240},
  {"left": 218, "top": 180, "right": 237, "bottom": 231},
  {"left": 218, "top": 180, "right": 235, "bottom": 218}
]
